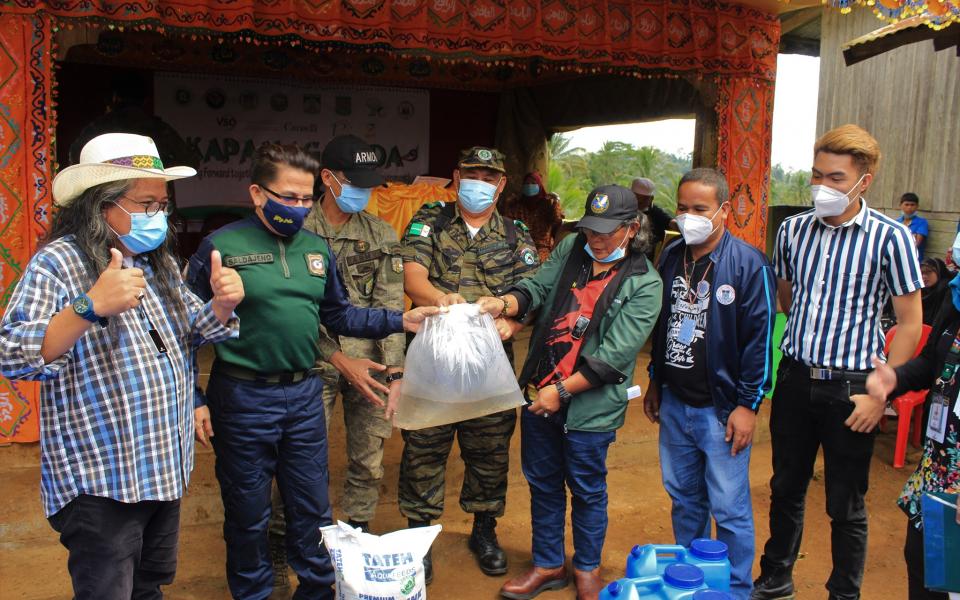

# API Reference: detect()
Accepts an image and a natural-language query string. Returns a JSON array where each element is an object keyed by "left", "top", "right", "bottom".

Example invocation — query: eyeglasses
[
  {"left": 260, "top": 184, "right": 315, "bottom": 205},
  {"left": 119, "top": 197, "right": 171, "bottom": 217},
  {"left": 582, "top": 224, "right": 626, "bottom": 241}
]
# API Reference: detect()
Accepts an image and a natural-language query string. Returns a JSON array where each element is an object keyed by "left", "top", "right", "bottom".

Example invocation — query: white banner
[{"left": 154, "top": 73, "right": 430, "bottom": 208}]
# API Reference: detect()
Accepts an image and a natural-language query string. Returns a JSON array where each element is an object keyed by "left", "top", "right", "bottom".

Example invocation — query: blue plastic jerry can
[
  {"left": 625, "top": 539, "right": 731, "bottom": 592},
  {"left": 599, "top": 578, "right": 641, "bottom": 600},
  {"left": 631, "top": 564, "right": 709, "bottom": 599},
  {"left": 692, "top": 590, "right": 734, "bottom": 600}
]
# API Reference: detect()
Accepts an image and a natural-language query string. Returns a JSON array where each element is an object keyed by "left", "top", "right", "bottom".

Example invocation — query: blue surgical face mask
[
  {"left": 950, "top": 273, "right": 960, "bottom": 312},
  {"left": 112, "top": 203, "right": 168, "bottom": 255},
  {"left": 331, "top": 173, "right": 373, "bottom": 213},
  {"left": 261, "top": 197, "right": 309, "bottom": 237},
  {"left": 458, "top": 178, "right": 499, "bottom": 213},
  {"left": 522, "top": 183, "right": 540, "bottom": 197},
  {"left": 583, "top": 229, "right": 629, "bottom": 264}
]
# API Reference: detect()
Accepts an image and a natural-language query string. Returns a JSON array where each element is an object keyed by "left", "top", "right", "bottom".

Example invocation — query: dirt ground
[{"left": 1, "top": 343, "right": 919, "bottom": 600}]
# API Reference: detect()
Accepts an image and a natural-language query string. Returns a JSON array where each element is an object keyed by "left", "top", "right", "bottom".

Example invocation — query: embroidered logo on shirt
[
  {"left": 591, "top": 193, "right": 609, "bottom": 214},
  {"left": 306, "top": 253, "right": 326, "bottom": 277},
  {"left": 224, "top": 253, "right": 274, "bottom": 267},
  {"left": 716, "top": 284, "right": 736, "bottom": 305}
]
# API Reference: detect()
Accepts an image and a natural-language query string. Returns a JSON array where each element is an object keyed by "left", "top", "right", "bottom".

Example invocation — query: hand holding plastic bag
[{"left": 395, "top": 303, "right": 524, "bottom": 429}]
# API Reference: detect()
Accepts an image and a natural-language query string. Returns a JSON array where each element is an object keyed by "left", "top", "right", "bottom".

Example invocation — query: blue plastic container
[
  {"left": 625, "top": 539, "right": 731, "bottom": 591},
  {"left": 692, "top": 591, "right": 734, "bottom": 600},
  {"left": 598, "top": 578, "right": 641, "bottom": 600},
  {"left": 628, "top": 564, "right": 710, "bottom": 599}
]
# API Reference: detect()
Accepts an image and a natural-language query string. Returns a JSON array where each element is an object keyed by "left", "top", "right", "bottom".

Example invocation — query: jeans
[
  {"left": 659, "top": 386, "right": 755, "bottom": 600},
  {"left": 520, "top": 408, "right": 616, "bottom": 571},
  {"left": 759, "top": 358, "right": 876, "bottom": 600},
  {"left": 207, "top": 371, "right": 334, "bottom": 600},
  {"left": 48, "top": 494, "right": 180, "bottom": 600}
]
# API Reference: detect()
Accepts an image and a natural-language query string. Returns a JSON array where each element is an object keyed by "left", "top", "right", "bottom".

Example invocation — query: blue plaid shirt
[{"left": 0, "top": 236, "right": 238, "bottom": 516}]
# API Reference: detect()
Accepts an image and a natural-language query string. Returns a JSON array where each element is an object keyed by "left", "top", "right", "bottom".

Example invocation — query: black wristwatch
[
  {"left": 72, "top": 294, "right": 100, "bottom": 323},
  {"left": 385, "top": 372, "right": 404, "bottom": 384},
  {"left": 555, "top": 380, "right": 573, "bottom": 405}
]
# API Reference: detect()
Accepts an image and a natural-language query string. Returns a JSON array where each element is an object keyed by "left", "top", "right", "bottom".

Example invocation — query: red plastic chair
[{"left": 881, "top": 324, "right": 933, "bottom": 468}]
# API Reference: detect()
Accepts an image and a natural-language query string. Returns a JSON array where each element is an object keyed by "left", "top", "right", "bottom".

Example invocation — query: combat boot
[
  {"left": 408, "top": 519, "right": 433, "bottom": 585},
  {"left": 468, "top": 512, "right": 508, "bottom": 576},
  {"left": 750, "top": 565, "right": 795, "bottom": 600}
]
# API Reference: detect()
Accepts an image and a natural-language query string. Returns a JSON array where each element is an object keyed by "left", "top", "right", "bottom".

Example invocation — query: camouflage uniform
[
  {"left": 304, "top": 206, "right": 406, "bottom": 522},
  {"left": 398, "top": 200, "right": 540, "bottom": 522}
]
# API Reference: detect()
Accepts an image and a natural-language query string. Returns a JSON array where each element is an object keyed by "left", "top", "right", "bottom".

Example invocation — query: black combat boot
[
  {"left": 468, "top": 512, "right": 507, "bottom": 576},
  {"left": 408, "top": 519, "right": 434, "bottom": 585},
  {"left": 750, "top": 565, "right": 795, "bottom": 600}
]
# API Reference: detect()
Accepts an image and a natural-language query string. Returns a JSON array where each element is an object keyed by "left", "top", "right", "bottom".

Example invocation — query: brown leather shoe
[
  {"left": 574, "top": 567, "right": 604, "bottom": 600},
  {"left": 500, "top": 566, "right": 568, "bottom": 599}
]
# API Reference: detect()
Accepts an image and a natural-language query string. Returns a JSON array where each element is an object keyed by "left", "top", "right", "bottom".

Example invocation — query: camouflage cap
[{"left": 458, "top": 146, "right": 506, "bottom": 173}]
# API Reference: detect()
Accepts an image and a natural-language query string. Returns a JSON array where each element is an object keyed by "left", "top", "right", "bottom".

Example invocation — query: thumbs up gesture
[
  {"left": 209, "top": 250, "right": 244, "bottom": 323},
  {"left": 86, "top": 248, "right": 147, "bottom": 316}
]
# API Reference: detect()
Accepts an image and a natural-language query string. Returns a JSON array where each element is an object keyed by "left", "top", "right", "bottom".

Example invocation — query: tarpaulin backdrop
[{"left": 0, "top": 0, "right": 778, "bottom": 442}]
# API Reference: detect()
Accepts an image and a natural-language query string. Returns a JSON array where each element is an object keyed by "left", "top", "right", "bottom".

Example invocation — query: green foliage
[
  {"left": 769, "top": 164, "right": 812, "bottom": 206},
  {"left": 546, "top": 133, "right": 691, "bottom": 220}
]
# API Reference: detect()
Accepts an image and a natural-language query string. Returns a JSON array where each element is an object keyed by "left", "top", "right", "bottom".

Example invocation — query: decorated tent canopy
[{"left": 0, "top": 0, "right": 786, "bottom": 442}]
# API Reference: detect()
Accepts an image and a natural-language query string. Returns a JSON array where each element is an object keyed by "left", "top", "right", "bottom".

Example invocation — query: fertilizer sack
[
  {"left": 395, "top": 303, "right": 524, "bottom": 430},
  {"left": 321, "top": 521, "right": 441, "bottom": 600}
]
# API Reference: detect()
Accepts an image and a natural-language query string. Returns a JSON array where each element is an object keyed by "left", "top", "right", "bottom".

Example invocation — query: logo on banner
[
  {"left": 398, "top": 101, "right": 415, "bottom": 119},
  {"left": 270, "top": 94, "right": 289, "bottom": 112},
  {"left": 205, "top": 89, "right": 226, "bottom": 109},
  {"left": 335, "top": 96, "right": 352, "bottom": 116},
  {"left": 303, "top": 95, "right": 322, "bottom": 114}
]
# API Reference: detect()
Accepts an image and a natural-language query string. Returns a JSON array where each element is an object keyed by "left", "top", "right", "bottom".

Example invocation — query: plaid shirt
[{"left": 0, "top": 236, "right": 238, "bottom": 516}]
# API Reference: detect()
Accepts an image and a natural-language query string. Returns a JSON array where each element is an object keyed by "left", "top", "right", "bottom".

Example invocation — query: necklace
[{"left": 682, "top": 247, "right": 713, "bottom": 303}]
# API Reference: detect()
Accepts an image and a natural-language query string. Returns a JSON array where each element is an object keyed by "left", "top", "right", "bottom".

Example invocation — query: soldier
[
  {"left": 305, "top": 134, "right": 406, "bottom": 531},
  {"left": 399, "top": 146, "right": 540, "bottom": 584}
]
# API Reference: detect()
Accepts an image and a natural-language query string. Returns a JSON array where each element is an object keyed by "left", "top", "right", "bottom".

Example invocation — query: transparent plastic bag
[
  {"left": 321, "top": 521, "right": 441, "bottom": 600},
  {"left": 395, "top": 303, "right": 524, "bottom": 429}
]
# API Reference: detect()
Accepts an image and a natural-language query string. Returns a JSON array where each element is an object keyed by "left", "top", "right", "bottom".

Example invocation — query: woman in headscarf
[
  {"left": 501, "top": 171, "right": 564, "bottom": 262},
  {"left": 920, "top": 257, "right": 950, "bottom": 325}
]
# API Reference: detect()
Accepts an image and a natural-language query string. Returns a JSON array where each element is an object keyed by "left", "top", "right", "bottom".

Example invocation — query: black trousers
[
  {"left": 759, "top": 358, "right": 876, "bottom": 600},
  {"left": 904, "top": 520, "right": 949, "bottom": 600},
  {"left": 48, "top": 494, "right": 181, "bottom": 600}
]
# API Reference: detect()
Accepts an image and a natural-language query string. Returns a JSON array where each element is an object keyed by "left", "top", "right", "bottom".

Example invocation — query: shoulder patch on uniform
[
  {"left": 224, "top": 253, "right": 274, "bottom": 267},
  {"left": 305, "top": 253, "right": 326, "bottom": 277},
  {"left": 391, "top": 256, "right": 404, "bottom": 273},
  {"left": 407, "top": 222, "right": 431, "bottom": 238},
  {"left": 513, "top": 219, "right": 530, "bottom": 232},
  {"left": 520, "top": 247, "right": 538, "bottom": 265},
  {"left": 423, "top": 201, "right": 446, "bottom": 209}
]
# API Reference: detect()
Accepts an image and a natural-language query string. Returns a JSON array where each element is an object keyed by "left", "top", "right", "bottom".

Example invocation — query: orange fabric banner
[
  {"left": 0, "top": 13, "right": 54, "bottom": 444},
  {"left": 368, "top": 183, "right": 457, "bottom": 239}
]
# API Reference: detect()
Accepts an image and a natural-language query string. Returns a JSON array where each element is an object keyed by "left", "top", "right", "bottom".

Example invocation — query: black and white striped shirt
[{"left": 774, "top": 200, "right": 922, "bottom": 371}]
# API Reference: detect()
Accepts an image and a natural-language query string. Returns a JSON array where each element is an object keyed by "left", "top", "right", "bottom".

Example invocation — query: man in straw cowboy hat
[{"left": 0, "top": 132, "right": 245, "bottom": 600}]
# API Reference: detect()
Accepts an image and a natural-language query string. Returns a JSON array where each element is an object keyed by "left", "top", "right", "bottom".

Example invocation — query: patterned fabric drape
[
  {"left": 0, "top": 1, "right": 778, "bottom": 442},
  {"left": 0, "top": 13, "right": 54, "bottom": 444}
]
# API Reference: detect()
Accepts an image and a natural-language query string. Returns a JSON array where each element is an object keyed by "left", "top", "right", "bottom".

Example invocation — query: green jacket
[{"left": 511, "top": 233, "right": 662, "bottom": 432}]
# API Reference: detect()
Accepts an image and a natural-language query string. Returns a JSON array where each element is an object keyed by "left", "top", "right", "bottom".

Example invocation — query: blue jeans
[
  {"left": 521, "top": 409, "right": 616, "bottom": 571},
  {"left": 207, "top": 371, "right": 334, "bottom": 600},
  {"left": 659, "top": 386, "right": 754, "bottom": 600}
]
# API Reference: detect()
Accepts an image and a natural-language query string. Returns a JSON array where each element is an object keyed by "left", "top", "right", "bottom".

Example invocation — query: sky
[{"left": 564, "top": 54, "right": 821, "bottom": 172}]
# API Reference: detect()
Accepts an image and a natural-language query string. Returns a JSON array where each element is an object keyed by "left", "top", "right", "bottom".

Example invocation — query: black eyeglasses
[
  {"left": 259, "top": 184, "right": 315, "bottom": 205},
  {"left": 119, "top": 197, "right": 171, "bottom": 217}
]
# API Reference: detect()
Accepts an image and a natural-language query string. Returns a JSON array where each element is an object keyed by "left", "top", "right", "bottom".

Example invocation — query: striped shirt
[
  {"left": 774, "top": 200, "right": 922, "bottom": 371},
  {"left": 0, "top": 236, "right": 238, "bottom": 516}
]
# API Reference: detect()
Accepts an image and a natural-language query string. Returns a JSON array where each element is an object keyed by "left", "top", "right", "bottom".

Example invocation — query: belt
[
  {"left": 215, "top": 362, "right": 312, "bottom": 385},
  {"left": 805, "top": 365, "right": 869, "bottom": 383}
]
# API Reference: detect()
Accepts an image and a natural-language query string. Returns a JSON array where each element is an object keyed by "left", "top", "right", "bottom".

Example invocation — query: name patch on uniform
[
  {"left": 408, "top": 222, "right": 431, "bottom": 238},
  {"left": 224, "top": 253, "right": 274, "bottom": 267},
  {"left": 305, "top": 253, "right": 326, "bottom": 277}
]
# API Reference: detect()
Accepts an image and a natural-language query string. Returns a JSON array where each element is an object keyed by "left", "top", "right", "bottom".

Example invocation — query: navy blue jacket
[{"left": 649, "top": 230, "right": 776, "bottom": 423}]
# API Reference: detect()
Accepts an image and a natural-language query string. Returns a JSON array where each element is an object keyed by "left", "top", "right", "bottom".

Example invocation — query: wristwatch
[
  {"left": 498, "top": 295, "right": 511, "bottom": 316},
  {"left": 555, "top": 380, "right": 573, "bottom": 405},
  {"left": 385, "top": 372, "right": 404, "bottom": 384},
  {"left": 72, "top": 294, "right": 100, "bottom": 323}
]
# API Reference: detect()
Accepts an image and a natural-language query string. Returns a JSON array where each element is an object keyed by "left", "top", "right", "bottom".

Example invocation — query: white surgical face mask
[
  {"left": 675, "top": 205, "right": 723, "bottom": 246},
  {"left": 952, "top": 231, "right": 960, "bottom": 259},
  {"left": 811, "top": 174, "right": 865, "bottom": 218}
]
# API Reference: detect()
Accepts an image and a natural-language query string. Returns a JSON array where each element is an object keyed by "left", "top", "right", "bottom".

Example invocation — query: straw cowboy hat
[{"left": 52, "top": 133, "right": 196, "bottom": 206}]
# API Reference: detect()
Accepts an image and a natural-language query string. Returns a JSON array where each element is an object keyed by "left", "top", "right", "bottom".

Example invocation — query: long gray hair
[
  {"left": 44, "top": 179, "right": 190, "bottom": 341},
  {"left": 628, "top": 213, "right": 652, "bottom": 256}
]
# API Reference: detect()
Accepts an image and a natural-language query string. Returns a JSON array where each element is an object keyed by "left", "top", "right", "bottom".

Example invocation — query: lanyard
[{"left": 682, "top": 248, "right": 713, "bottom": 303}]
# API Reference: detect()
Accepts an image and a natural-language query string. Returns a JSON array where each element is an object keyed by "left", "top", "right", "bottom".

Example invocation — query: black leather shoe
[
  {"left": 408, "top": 519, "right": 434, "bottom": 585},
  {"left": 750, "top": 566, "right": 795, "bottom": 600},
  {"left": 347, "top": 519, "right": 370, "bottom": 533},
  {"left": 468, "top": 512, "right": 508, "bottom": 576}
]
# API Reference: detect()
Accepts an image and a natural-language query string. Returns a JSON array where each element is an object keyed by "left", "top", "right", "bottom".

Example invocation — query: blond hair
[{"left": 814, "top": 125, "right": 881, "bottom": 175}]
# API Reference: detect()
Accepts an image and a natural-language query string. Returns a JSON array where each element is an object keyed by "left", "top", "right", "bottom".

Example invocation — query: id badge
[
  {"left": 926, "top": 393, "right": 950, "bottom": 444},
  {"left": 677, "top": 317, "right": 696, "bottom": 346}
]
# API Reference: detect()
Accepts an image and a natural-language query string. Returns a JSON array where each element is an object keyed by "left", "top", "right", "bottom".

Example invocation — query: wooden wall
[{"left": 817, "top": 8, "right": 960, "bottom": 259}]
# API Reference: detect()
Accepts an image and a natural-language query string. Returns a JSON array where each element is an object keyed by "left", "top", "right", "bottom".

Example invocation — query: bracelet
[
  {"left": 385, "top": 372, "right": 404, "bottom": 384},
  {"left": 498, "top": 295, "right": 511, "bottom": 316},
  {"left": 555, "top": 380, "right": 573, "bottom": 405}
]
